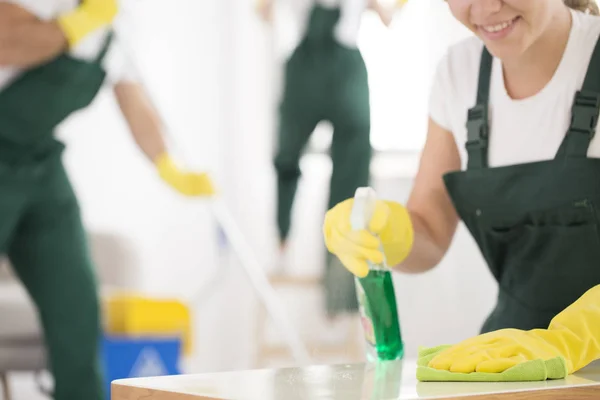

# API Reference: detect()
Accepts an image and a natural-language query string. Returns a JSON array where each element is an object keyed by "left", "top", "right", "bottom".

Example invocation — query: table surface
[{"left": 112, "top": 359, "right": 600, "bottom": 400}]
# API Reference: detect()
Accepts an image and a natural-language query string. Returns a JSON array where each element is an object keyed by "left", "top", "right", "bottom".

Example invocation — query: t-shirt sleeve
[
  {"left": 102, "top": 38, "right": 140, "bottom": 85},
  {"left": 428, "top": 52, "right": 454, "bottom": 132}
]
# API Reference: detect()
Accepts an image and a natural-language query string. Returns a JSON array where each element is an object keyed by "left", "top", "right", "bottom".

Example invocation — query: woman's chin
[{"left": 481, "top": 38, "right": 527, "bottom": 62}]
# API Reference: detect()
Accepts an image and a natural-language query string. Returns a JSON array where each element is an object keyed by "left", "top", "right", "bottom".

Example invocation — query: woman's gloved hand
[
  {"left": 323, "top": 198, "right": 414, "bottom": 278},
  {"left": 428, "top": 285, "right": 600, "bottom": 375},
  {"left": 57, "top": 0, "right": 118, "bottom": 47},
  {"left": 155, "top": 153, "right": 216, "bottom": 197}
]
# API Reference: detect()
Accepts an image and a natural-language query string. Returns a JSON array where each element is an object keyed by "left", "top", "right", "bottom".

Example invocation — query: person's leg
[
  {"left": 274, "top": 110, "right": 320, "bottom": 243},
  {"left": 274, "top": 50, "right": 321, "bottom": 244},
  {"left": 0, "top": 170, "right": 28, "bottom": 255},
  {"left": 323, "top": 49, "right": 372, "bottom": 316},
  {"left": 8, "top": 159, "right": 104, "bottom": 400},
  {"left": 327, "top": 51, "right": 371, "bottom": 210}
]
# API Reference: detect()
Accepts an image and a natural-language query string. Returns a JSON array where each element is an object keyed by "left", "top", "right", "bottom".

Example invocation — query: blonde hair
[{"left": 564, "top": 0, "right": 600, "bottom": 15}]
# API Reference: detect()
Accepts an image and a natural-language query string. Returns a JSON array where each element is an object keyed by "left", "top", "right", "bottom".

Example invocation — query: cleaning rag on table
[{"left": 416, "top": 345, "right": 568, "bottom": 382}]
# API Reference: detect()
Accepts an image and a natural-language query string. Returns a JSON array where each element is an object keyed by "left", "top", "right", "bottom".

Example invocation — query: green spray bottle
[{"left": 351, "top": 187, "right": 404, "bottom": 362}]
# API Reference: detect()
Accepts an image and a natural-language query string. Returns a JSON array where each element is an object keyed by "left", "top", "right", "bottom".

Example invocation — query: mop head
[{"left": 416, "top": 345, "right": 568, "bottom": 382}]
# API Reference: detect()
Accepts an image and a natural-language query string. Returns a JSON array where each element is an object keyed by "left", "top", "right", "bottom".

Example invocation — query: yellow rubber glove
[
  {"left": 428, "top": 285, "right": 600, "bottom": 375},
  {"left": 155, "top": 153, "right": 216, "bottom": 197},
  {"left": 57, "top": 0, "right": 118, "bottom": 48},
  {"left": 323, "top": 198, "right": 414, "bottom": 278}
]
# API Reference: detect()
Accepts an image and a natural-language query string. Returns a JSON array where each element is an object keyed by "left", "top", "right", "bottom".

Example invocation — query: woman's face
[{"left": 447, "top": 0, "right": 563, "bottom": 59}]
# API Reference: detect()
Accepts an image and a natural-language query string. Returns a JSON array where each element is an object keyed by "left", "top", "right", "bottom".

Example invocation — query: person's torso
[
  {"left": 0, "top": 0, "right": 120, "bottom": 91},
  {"left": 438, "top": 9, "right": 600, "bottom": 333},
  {"left": 299, "top": 0, "right": 369, "bottom": 48},
  {"left": 442, "top": 9, "right": 600, "bottom": 170}
]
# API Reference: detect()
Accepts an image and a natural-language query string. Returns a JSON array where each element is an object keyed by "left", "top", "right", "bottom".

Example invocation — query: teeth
[{"left": 482, "top": 18, "right": 515, "bottom": 33}]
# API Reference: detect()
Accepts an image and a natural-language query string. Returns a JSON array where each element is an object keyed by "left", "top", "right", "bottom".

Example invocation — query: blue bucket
[{"left": 101, "top": 335, "right": 181, "bottom": 399}]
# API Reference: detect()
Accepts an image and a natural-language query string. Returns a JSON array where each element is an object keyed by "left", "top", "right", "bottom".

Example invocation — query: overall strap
[
  {"left": 304, "top": 5, "right": 341, "bottom": 44},
  {"left": 556, "top": 37, "right": 600, "bottom": 159},
  {"left": 466, "top": 47, "right": 493, "bottom": 170},
  {"left": 94, "top": 31, "right": 114, "bottom": 64}
]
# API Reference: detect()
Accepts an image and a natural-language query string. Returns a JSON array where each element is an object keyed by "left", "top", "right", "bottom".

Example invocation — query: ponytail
[{"left": 564, "top": 0, "right": 600, "bottom": 15}]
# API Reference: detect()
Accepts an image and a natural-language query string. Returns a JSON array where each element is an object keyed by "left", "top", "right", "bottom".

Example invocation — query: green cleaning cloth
[{"left": 416, "top": 345, "right": 568, "bottom": 382}]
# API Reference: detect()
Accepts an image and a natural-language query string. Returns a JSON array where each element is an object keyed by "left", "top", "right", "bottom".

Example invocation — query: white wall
[
  {"left": 52, "top": 0, "right": 499, "bottom": 373},
  {"left": 58, "top": 0, "right": 226, "bottom": 297},
  {"left": 55, "top": 0, "right": 239, "bottom": 372}
]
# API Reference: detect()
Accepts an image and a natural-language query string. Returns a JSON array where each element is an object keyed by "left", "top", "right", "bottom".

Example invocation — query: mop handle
[
  {"left": 112, "top": 13, "right": 311, "bottom": 364},
  {"left": 210, "top": 200, "right": 311, "bottom": 363}
]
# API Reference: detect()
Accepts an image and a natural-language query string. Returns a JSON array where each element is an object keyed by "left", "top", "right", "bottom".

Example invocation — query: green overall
[
  {"left": 274, "top": 4, "right": 371, "bottom": 315},
  {"left": 0, "top": 35, "right": 113, "bottom": 400},
  {"left": 443, "top": 41, "right": 600, "bottom": 333}
]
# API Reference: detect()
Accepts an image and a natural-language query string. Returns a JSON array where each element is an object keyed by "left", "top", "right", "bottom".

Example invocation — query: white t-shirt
[
  {"left": 299, "top": 0, "right": 369, "bottom": 48},
  {"left": 429, "top": 9, "right": 600, "bottom": 170},
  {"left": 0, "top": 0, "right": 137, "bottom": 92}
]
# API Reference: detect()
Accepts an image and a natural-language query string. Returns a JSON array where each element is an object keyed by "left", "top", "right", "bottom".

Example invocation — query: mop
[{"left": 112, "top": 5, "right": 311, "bottom": 365}]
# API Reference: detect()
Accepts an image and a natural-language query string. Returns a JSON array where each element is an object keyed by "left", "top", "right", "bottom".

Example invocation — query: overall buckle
[
  {"left": 466, "top": 104, "right": 489, "bottom": 142},
  {"left": 569, "top": 90, "right": 600, "bottom": 138},
  {"left": 466, "top": 137, "right": 488, "bottom": 151},
  {"left": 465, "top": 104, "right": 490, "bottom": 169}
]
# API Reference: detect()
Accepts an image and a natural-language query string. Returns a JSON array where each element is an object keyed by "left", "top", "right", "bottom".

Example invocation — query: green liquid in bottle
[{"left": 356, "top": 270, "right": 403, "bottom": 361}]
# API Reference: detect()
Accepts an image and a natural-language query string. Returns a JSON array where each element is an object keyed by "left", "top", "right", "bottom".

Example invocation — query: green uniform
[
  {"left": 0, "top": 35, "right": 113, "bottom": 400},
  {"left": 274, "top": 5, "right": 371, "bottom": 315},
  {"left": 443, "top": 40, "right": 600, "bottom": 333}
]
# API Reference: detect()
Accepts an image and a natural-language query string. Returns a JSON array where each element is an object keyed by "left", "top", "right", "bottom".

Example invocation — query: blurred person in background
[
  {"left": 325, "top": 0, "right": 600, "bottom": 378},
  {"left": 256, "top": 0, "right": 406, "bottom": 319},
  {"left": 0, "top": 1, "right": 214, "bottom": 398}
]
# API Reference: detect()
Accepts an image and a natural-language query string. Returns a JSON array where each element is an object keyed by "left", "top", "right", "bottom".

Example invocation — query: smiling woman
[
  {"left": 444, "top": 0, "right": 599, "bottom": 15},
  {"left": 324, "top": 0, "right": 600, "bottom": 375}
]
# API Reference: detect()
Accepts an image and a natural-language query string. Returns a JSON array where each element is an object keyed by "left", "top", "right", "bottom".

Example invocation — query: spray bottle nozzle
[{"left": 350, "top": 187, "right": 377, "bottom": 231}]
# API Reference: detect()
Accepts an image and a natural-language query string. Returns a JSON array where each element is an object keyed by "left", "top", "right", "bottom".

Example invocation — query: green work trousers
[
  {"left": 274, "top": 20, "right": 372, "bottom": 314},
  {"left": 0, "top": 153, "right": 103, "bottom": 400},
  {"left": 275, "top": 42, "right": 372, "bottom": 241}
]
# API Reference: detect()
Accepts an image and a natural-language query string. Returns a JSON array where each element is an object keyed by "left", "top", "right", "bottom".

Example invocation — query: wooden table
[{"left": 112, "top": 359, "right": 600, "bottom": 399}]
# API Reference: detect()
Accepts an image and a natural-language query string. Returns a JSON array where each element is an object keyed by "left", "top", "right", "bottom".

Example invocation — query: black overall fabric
[
  {"left": 443, "top": 42, "right": 600, "bottom": 334},
  {"left": 0, "top": 33, "right": 113, "bottom": 400},
  {"left": 274, "top": 5, "right": 371, "bottom": 315}
]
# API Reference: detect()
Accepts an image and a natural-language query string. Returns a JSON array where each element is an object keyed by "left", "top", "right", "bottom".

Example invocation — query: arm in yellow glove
[
  {"left": 114, "top": 82, "right": 216, "bottom": 197},
  {"left": 323, "top": 197, "right": 414, "bottom": 277},
  {"left": 428, "top": 285, "right": 600, "bottom": 375},
  {"left": 56, "top": 0, "right": 118, "bottom": 48},
  {"left": 154, "top": 153, "right": 216, "bottom": 197},
  {"left": 0, "top": 0, "right": 117, "bottom": 68},
  {"left": 0, "top": 3, "right": 68, "bottom": 67},
  {"left": 323, "top": 190, "right": 458, "bottom": 278},
  {"left": 323, "top": 119, "right": 461, "bottom": 278}
]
